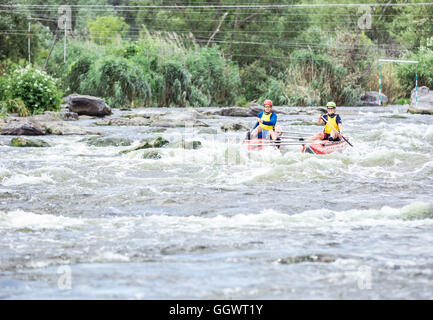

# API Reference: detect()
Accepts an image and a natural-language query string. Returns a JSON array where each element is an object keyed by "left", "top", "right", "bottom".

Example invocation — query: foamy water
[{"left": 1, "top": 106, "right": 433, "bottom": 299}]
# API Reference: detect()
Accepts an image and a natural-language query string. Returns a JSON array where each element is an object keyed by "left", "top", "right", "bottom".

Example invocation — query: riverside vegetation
[{"left": 2, "top": 0, "right": 433, "bottom": 115}]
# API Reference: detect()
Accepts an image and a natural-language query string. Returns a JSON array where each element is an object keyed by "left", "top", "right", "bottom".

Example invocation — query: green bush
[
  {"left": 397, "top": 47, "right": 433, "bottom": 95},
  {"left": 66, "top": 55, "right": 93, "bottom": 94},
  {"left": 186, "top": 47, "right": 240, "bottom": 106},
  {"left": 0, "top": 98, "right": 29, "bottom": 117},
  {"left": 0, "top": 75, "right": 8, "bottom": 102},
  {"left": 160, "top": 61, "right": 191, "bottom": 107},
  {"left": 240, "top": 61, "right": 268, "bottom": 101},
  {"left": 80, "top": 55, "right": 150, "bottom": 107},
  {"left": 7, "top": 65, "right": 62, "bottom": 114}
]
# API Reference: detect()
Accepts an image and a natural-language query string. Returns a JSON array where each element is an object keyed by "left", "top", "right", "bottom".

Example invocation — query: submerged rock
[
  {"left": 277, "top": 254, "right": 336, "bottom": 265},
  {"left": 166, "top": 140, "right": 202, "bottom": 150},
  {"left": 221, "top": 121, "right": 249, "bottom": 132},
  {"left": 119, "top": 136, "right": 169, "bottom": 154},
  {"left": 66, "top": 94, "right": 112, "bottom": 117},
  {"left": 198, "top": 128, "right": 218, "bottom": 134},
  {"left": 142, "top": 150, "right": 162, "bottom": 159},
  {"left": 408, "top": 86, "right": 433, "bottom": 115},
  {"left": 82, "top": 136, "right": 132, "bottom": 147},
  {"left": 291, "top": 120, "right": 319, "bottom": 126},
  {"left": 10, "top": 137, "right": 50, "bottom": 147}
]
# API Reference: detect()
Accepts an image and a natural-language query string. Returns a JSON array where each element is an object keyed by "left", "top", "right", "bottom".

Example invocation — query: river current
[{"left": 1, "top": 105, "right": 433, "bottom": 299}]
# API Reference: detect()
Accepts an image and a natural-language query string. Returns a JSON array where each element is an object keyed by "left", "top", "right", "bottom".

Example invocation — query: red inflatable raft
[{"left": 301, "top": 139, "right": 348, "bottom": 154}]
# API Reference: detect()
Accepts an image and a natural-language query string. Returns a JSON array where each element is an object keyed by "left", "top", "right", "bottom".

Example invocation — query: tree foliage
[{"left": 2, "top": 0, "right": 433, "bottom": 106}]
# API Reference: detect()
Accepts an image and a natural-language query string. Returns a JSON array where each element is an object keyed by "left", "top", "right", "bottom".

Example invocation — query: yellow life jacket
[
  {"left": 324, "top": 114, "right": 340, "bottom": 134},
  {"left": 260, "top": 112, "right": 274, "bottom": 130}
]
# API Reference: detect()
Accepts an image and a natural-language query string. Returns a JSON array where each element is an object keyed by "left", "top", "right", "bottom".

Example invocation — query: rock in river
[
  {"left": 0, "top": 115, "right": 100, "bottom": 136},
  {"left": 408, "top": 86, "right": 433, "bottom": 115},
  {"left": 0, "top": 119, "right": 46, "bottom": 135},
  {"left": 66, "top": 94, "right": 112, "bottom": 117},
  {"left": 82, "top": 136, "right": 132, "bottom": 147},
  {"left": 360, "top": 91, "right": 389, "bottom": 106},
  {"left": 221, "top": 121, "right": 250, "bottom": 132},
  {"left": 10, "top": 137, "right": 50, "bottom": 147},
  {"left": 166, "top": 140, "right": 202, "bottom": 150},
  {"left": 119, "top": 136, "right": 169, "bottom": 154}
]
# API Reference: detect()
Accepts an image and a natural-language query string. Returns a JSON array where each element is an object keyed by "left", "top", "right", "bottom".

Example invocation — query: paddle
[
  {"left": 320, "top": 115, "right": 353, "bottom": 147},
  {"left": 243, "top": 141, "right": 310, "bottom": 146},
  {"left": 279, "top": 131, "right": 313, "bottom": 136}
]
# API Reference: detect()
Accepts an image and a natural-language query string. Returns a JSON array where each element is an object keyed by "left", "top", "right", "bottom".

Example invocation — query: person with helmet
[
  {"left": 310, "top": 101, "right": 343, "bottom": 141},
  {"left": 250, "top": 99, "right": 278, "bottom": 141}
]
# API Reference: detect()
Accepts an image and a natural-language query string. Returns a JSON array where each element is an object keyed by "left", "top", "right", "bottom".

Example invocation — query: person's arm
[
  {"left": 261, "top": 113, "right": 277, "bottom": 126},
  {"left": 253, "top": 112, "right": 263, "bottom": 129},
  {"left": 318, "top": 114, "right": 326, "bottom": 125}
]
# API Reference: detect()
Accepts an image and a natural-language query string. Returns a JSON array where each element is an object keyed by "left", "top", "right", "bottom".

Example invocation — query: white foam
[
  {"left": 1, "top": 173, "right": 54, "bottom": 186},
  {"left": 0, "top": 210, "right": 83, "bottom": 230},
  {"left": 89, "top": 251, "right": 130, "bottom": 262}
]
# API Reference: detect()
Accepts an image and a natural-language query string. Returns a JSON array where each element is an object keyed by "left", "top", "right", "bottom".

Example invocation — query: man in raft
[
  {"left": 249, "top": 99, "right": 278, "bottom": 141},
  {"left": 310, "top": 101, "right": 343, "bottom": 141}
]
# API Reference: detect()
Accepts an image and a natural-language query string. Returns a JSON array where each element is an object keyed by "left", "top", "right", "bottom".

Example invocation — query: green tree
[{"left": 87, "top": 15, "right": 130, "bottom": 45}]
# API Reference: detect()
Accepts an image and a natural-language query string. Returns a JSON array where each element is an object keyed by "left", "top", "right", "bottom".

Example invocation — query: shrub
[
  {"left": 7, "top": 65, "right": 62, "bottom": 114},
  {"left": 240, "top": 60, "right": 268, "bottom": 101},
  {"left": 160, "top": 61, "right": 191, "bottom": 107},
  {"left": 65, "top": 54, "right": 93, "bottom": 94},
  {"left": 186, "top": 47, "right": 241, "bottom": 106},
  {"left": 0, "top": 98, "right": 29, "bottom": 117},
  {"left": 0, "top": 75, "right": 8, "bottom": 102},
  {"left": 80, "top": 55, "right": 150, "bottom": 107},
  {"left": 396, "top": 47, "right": 433, "bottom": 96}
]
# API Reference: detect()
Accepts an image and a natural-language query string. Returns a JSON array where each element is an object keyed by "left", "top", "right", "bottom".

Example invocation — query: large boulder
[
  {"left": 66, "top": 94, "right": 112, "bottom": 117},
  {"left": 408, "top": 86, "right": 433, "bottom": 115},
  {"left": 0, "top": 119, "right": 46, "bottom": 135},
  {"left": 360, "top": 91, "right": 388, "bottom": 106},
  {"left": 0, "top": 115, "right": 100, "bottom": 136}
]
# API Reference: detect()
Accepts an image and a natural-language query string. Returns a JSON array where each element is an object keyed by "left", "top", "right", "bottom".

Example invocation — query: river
[{"left": 1, "top": 105, "right": 433, "bottom": 299}]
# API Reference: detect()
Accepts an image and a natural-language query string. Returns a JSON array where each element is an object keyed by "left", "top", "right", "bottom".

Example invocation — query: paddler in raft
[
  {"left": 249, "top": 99, "right": 278, "bottom": 141},
  {"left": 309, "top": 101, "right": 343, "bottom": 142}
]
